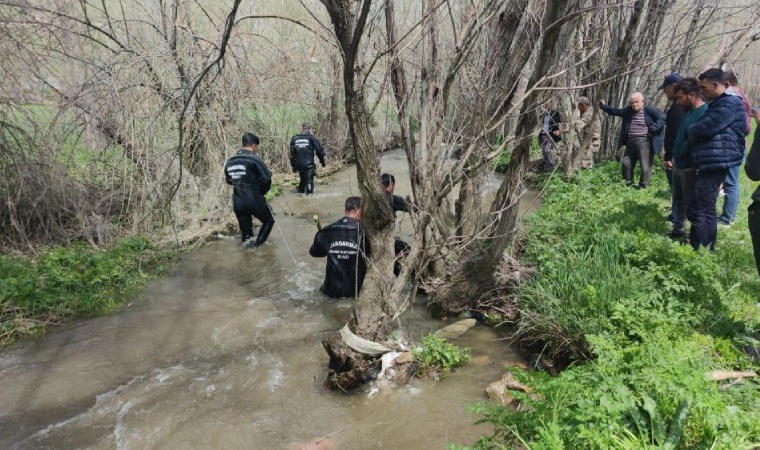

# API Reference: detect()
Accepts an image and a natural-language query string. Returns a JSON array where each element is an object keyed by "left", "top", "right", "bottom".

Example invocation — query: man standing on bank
[
  {"left": 290, "top": 122, "right": 326, "bottom": 195},
  {"left": 224, "top": 133, "right": 275, "bottom": 248},
  {"left": 600, "top": 92, "right": 666, "bottom": 188},
  {"left": 539, "top": 101, "right": 563, "bottom": 173},
  {"left": 687, "top": 69, "right": 747, "bottom": 251},
  {"left": 309, "top": 197, "right": 369, "bottom": 298}
]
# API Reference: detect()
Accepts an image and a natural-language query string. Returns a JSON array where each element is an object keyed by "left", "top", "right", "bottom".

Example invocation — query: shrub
[{"left": 414, "top": 333, "right": 472, "bottom": 377}]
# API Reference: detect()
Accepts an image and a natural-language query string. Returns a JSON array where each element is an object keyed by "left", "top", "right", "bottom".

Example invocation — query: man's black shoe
[{"left": 667, "top": 230, "right": 686, "bottom": 241}]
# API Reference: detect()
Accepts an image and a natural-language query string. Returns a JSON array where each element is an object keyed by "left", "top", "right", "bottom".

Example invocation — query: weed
[{"left": 414, "top": 333, "right": 472, "bottom": 378}]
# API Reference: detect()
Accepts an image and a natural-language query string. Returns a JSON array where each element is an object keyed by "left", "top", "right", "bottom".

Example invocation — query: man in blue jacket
[
  {"left": 687, "top": 69, "right": 748, "bottom": 250},
  {"left": 745, "top": 108, "right": 760, "bottom": 275},
  {"left": 600, "top": 92, "right": 666, "bottom": 188}
]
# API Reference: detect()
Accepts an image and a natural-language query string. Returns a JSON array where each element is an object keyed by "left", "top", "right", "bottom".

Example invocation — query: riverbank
[
  {"left": 0, "top": 237, "right": 177, "bottom": 346},
  {"left": 472, "top": 159, "right": 760, "bottom": 448}
]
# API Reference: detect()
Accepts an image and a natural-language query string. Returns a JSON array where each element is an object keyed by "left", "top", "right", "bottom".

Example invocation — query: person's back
[
  {"left": 309, "top": 197, "right": 368, "bottom": 298},
  {"left": 688, "top": 93, "right": 747, "bottom": 171},
  {"left": 290, "top": 123, "right": 326, "bottom": 194}
]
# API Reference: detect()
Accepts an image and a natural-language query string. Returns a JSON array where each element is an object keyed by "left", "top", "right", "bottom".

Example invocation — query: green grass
[
  {"left": 414, "top": 333, "right": 471, "bottom": 378},
  {"left": 468, "top": 147, "right": 760, "bottom": 448},
  {"left": 0, "top": 237, "right": 177, "bottom": 346}
]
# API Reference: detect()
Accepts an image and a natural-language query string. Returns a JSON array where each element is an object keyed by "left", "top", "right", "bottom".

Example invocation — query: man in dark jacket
[
  {"left": 224, "top": 133, "right": 275, "bottom": 247},
  {"left": 309, "top": 196, "right": 369, "bottom": 298},
  {"left": 539, "top": 101, "right": 562, "bottom": 173},
  {"left": 744, "top": 108, "right": 760, "bottom": 275},
  {"left": 381, "top": 173, "right": 413, "bottom": 276},
  {"left": 289, "top": 123, "right": 326, "bottom": 194},
  {"left": 600, "top": 92, "right": 666, "bottom": 188},
  {"left": 659, "top": 72, "right": 685, "bottom": 221},
  {"left": 687, "top": 68, "right": 748, "bottom": 250},
  {"left": 718, "top": 71, "right": 752, "bottom": 227},
  {"left": 668, "top": 77, "right": 707, "bottom": 240}
]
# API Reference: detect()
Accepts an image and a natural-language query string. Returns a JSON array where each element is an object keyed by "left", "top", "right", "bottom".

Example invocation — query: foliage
[
  {"left": 471, "top": 162, "right": 760, "bottom": 448},
  {"left": 0, "top": 237, "right": 176, "bottom": 345},
  {"left": 414, "top": 333, "right": 472, "bottom": 377}
]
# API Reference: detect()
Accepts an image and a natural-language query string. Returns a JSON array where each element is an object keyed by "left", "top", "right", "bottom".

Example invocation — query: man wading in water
[
  {"left": 224, "top": 133, "right": 275, "bottom": 248},
  {"left": 290, "top": 122, "right": 326, "bottom": 195},
  {"left": 309, "top": 196, "right": 369, "bottom": 298}
]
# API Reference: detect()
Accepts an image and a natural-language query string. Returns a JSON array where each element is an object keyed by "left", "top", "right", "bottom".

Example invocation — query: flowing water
[{"left": 0, "top": 150, "right": 537, "bottom": 449}]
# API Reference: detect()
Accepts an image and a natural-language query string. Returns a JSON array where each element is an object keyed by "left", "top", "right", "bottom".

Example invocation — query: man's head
[
  {"left": 242, "top": 132, "right": 259, "bottom": 149},
  {"left": 380, "top": 173, "right": 395, "bottom": 194},
  {"left": 577, "top": 96, "right": 591, "bottom": 114},
  {"left": 659, "top": 72, "right": 682, "bottom": 101},
  {"left": 724, "top": 70, "right": 739, "bottom": 88},
  {"left": 302, "top": 122, "right": 313, "bottom": 133},
  {"left": 629, "top": 92, "right": 645, "bottom": 112},
  {"left": 698, "top": 68, "right": 727, "bottom": 101},
  {"left": 675, "top": 77, "right": 702, "bottom": 111},
  {"left": 344, "top": 196, "right": 362, "bottom": 219}
]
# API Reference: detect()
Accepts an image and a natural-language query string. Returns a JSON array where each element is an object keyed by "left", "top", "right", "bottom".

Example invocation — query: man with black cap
[
  {"left": 224, "top": 133, "right": 275, "bottom": 248},
  {"left": 289, "top": 123, "right": 326, "bottom": 194},
  {"left": 309, "top": 196, "right": 369, "bottom": 298},
  {"left": 659, "top": 72, "right": 685, "bottom": 223}
]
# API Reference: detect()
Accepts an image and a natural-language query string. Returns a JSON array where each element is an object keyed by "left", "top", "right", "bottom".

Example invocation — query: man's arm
[
  {"left": 309, "top": 231, "right": 328, "bottom": 257},
  {"left": 224, "top": 165, "right": 232, "bottom": 185},
  {"left": 646, "top": 105, "right": 666, "bottom": 135},
  {"left": 289, "top": 137, "right": 298, "bottom": 172},
  {"left": 251, "top": 157, "right": 272, "bottom": 194},
  {"left": 688, "top": 101, "right": 735, "bottom": 142},
  {"left": 599, "top": 102, "right": 627, "bottom": 117},
  {"left": 745, "top": 125, "right": 760, "bottom": 181},
  {"left": 313, "top": 136, "right": 326, "bottom": 167}
]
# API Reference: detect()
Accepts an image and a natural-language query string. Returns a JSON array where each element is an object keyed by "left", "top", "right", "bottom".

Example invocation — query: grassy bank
[
  {"left": 0, "top": 237, "right": 177, "bottom": 346},
  {"left": 471, "top": 150, "right": 760, "bottom": 447}
]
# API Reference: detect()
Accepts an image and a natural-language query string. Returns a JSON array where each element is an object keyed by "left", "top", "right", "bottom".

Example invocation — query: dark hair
[
  {"left": 345, "top": 196, "right": 361, "bottom": 212},
  {"left": 380, "top": 173, "right": 395, "bottom": 187},
  {"left": 675, "top": 77, "right": 700, "bottom": 96},
  {"left": 242, "top": 132, "right": 260, "bottom": 146},
  {"left": 302, "top": 122, "right": 312, "bottom": 131},
  {"left": 724, "top": 70, "right": 739, "bottom": 86},
  {"left": 698, "top": 68, "right": 725, "bottom": 84}
]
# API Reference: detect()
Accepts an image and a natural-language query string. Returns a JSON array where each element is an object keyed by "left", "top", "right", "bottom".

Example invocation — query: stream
[{"left": 0, "top": 150, "right": 537, "bottom": 449}]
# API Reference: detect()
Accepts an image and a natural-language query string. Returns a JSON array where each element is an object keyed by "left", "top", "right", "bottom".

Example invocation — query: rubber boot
[{"left": 253, "top": 221, "right": 274, "bottom": 247}]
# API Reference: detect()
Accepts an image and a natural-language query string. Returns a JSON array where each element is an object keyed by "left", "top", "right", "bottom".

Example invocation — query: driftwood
[{"left": 706, "top": 370, "right": 757, "bottom": 381}]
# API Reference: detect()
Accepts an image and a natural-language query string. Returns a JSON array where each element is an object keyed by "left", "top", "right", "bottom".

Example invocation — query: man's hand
[
  {"left": 599, "top": 99, "right": 606, "bottom": 107},
  {"left": 320, "top": 159, "right": 326, "bottom": 168},
  {"left": 552, "top": 130, "right": 562, "bottom": 137},
  {"left": 663, "top": 159, "right": 673, "bottom": 170}
]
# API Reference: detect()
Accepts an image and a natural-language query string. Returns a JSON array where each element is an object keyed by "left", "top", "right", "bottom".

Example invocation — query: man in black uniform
[
  {"left": 309, "top": 196, "right": 369, "bottom": 298},
  {"left": 224, "top": 133, "right": 275, "bottom": 248},
  {"left": 381, "top": 173, "right": 411, "bottom": 213},
  {"left": 290, "top": 123, "right": 326, "bottom": 194},
  {"left": 381, "top": 173, "right": 412, "bottom": 276}
]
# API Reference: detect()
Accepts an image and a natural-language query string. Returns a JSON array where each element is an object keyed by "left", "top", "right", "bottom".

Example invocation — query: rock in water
[
  {"left": 435, "top": 318, "right": 477, "bottom": 340},
  {"left": 486, "top": 371, "right": 537, "bottom": 406}
]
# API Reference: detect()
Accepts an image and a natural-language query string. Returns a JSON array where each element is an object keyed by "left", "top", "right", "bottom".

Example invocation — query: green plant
[{"left": 414, "top": 333, "right": 471, "bottom": 376}]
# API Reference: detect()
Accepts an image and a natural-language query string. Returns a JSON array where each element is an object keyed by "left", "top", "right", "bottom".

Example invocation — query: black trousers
[
  {"left": 621, "top": 137, "right": 651, "bottom": 187},
  {"left": 689, "top": 168, "right": 726, "bottom": 251},
  {"left": 749, "top": 200, "right": 760, "bottom": 277},
  {"left": 297, "top": 166, "right": 316, "bottom": 194},
  {"left": 235, "top": 199, "right": 275, "bottom": 245}
]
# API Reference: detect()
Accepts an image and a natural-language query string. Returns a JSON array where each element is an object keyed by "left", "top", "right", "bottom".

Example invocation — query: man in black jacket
[
  {"left": 309, "top": 196, "right": 369, "bottom": 298},
  {"left": 600, "top": 92, "right": 666, "bottom": 188},
  {"left": 224, "top": 133, "right": 275, "bottom": 247},
  {"left": 539, "top": 101, "right": 563, "bottom": 173},
  {"left": 289, "top": 123, "right": 326, "bottom": 194},
  {"left": 659, "top": 72, "right": 685, "bottom": 222},
  {"left": 745, "top": 108, "right": 760, "bottom": 275}
]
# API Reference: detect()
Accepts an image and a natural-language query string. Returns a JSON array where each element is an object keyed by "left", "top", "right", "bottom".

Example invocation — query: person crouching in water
[
  {"left": 224, "top": 132, "right": 275, "bottom": 248},
  {"left": 290, "top": 122, "right": 326, "bottom": 194},
  {"left": 309, "top": 196, "right": 369, "bottom": 298}
]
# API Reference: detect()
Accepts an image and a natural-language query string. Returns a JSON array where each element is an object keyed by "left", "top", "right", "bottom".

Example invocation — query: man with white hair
[{"left": 600, "top": 92, "right": 666, "bottom": 188}]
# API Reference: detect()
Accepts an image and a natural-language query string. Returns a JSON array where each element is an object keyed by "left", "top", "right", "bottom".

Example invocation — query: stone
[
  {"left": 435, "top": 318, "right": 477, "bottom": 340},
  {"left": 471, "top": 355, "right": 490, "bottom": 366},
  {"left": 486, "top": 371, "right": 538, "bottom": 406}
]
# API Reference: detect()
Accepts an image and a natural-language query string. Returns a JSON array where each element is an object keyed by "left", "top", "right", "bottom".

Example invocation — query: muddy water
[{"left": 0, "top": 150, "right": 535, "bottom": 449}]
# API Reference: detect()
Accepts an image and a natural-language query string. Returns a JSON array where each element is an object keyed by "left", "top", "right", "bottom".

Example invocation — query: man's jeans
[
  {"left": 719, "top": 164, "right": 741, "bottom": 225},
  {"left": 689, "top": 168, "right": 727, "bottom": 250},
  {"left": 672, "top": 167, "right": 695, "bottom": 235},
  {"left": 622, "top": 137, "right": 651, "bottom": 187},
  {"left": 749, "top": 200, "right": 760, "bottom": 277}
]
